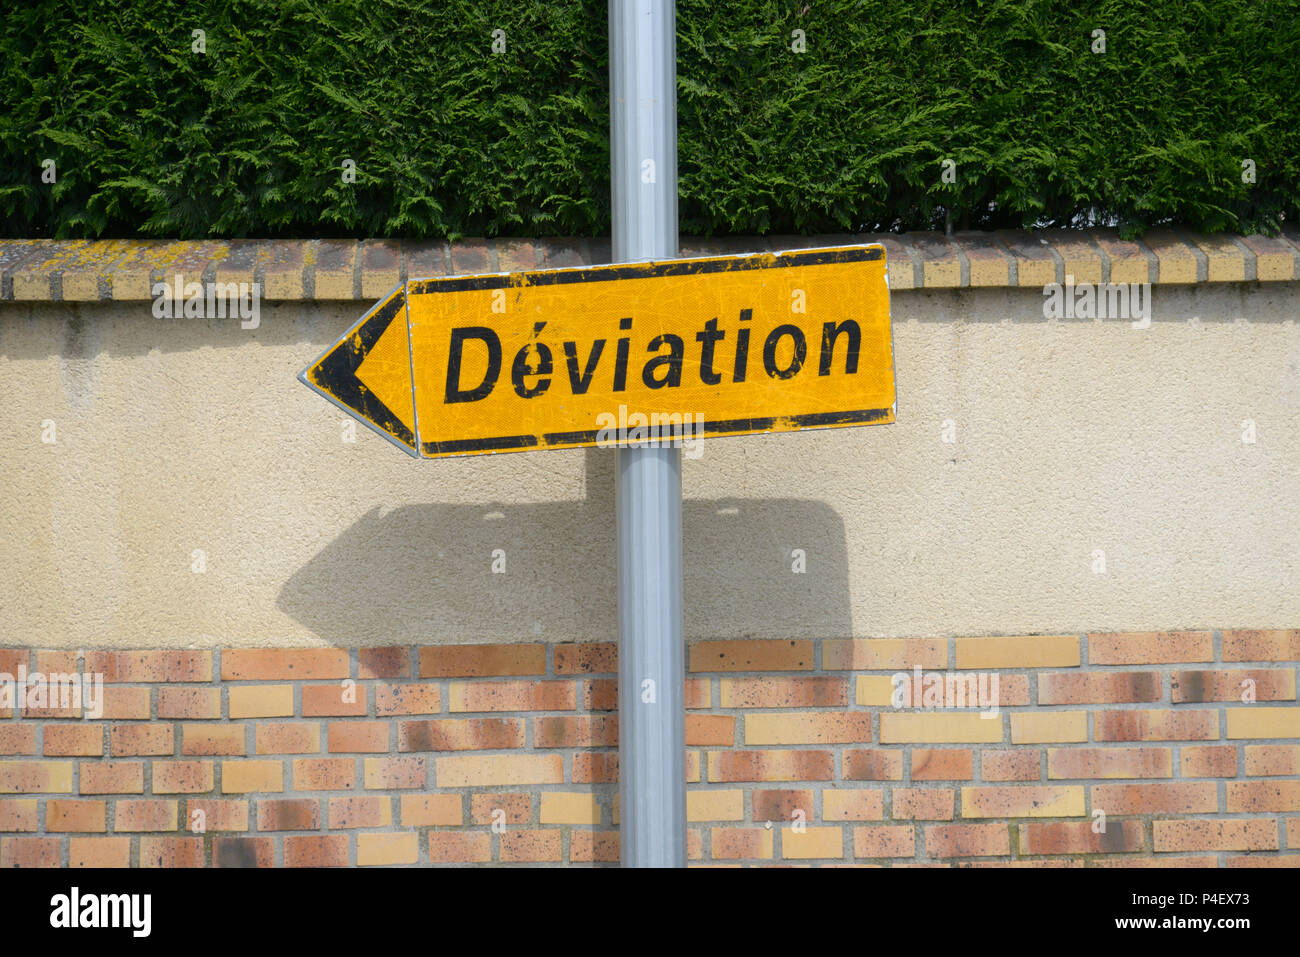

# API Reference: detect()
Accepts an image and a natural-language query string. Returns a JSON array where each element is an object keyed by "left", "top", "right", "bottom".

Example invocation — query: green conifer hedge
[{"left": 1, "top": 0, "right": 1295, "bottom": 239}]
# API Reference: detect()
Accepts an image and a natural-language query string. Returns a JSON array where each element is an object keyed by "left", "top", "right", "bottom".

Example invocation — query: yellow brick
[
  {"left": 1226, "top": 708, "right": 1300, "bottom": 740},
  {"left": 1052, "top": 252, "right": 1103, "bottom": 285},
  {"left": 823, "top": 638, "right": 946, "bottom": 670},
  {"left": 228, "top": 685, "right": 294, "bottom": 718},
  {"left": 315, "top": 270, "right": 354, "bottom": 300},
  {"left": 967, "top": 262, "right": 1008, "bottom": 287},
  {"left": 361, "top": 269, "right": 401, "bottom": 299},
  {"left": 265, "top": 274, "right": 302, "bottom": 297},
  {"left": 211, "top": 255, "right": 263, "bottom": 288},
  {"left": 0, "top": 762, "right": 74, "bottom": 793},
  {"left": 1188, "top": 234, "right": 1246, "bottom": 282},
  {"left": 744, "top": 712, "right": 872, "bottom": 745},
  {"left": 879, "top": 713, "right": 1003, "bottom": 744},
  {"left": 961, "top": 785, "right": 1086, "bottom": 818},
  {"left": 540, "top": 792, "right": 601, "bottom": 825},
  {"left": 12, "top": 274, "right": 52, "bottom": 300},
  {"left": 965, "top": 254, "right": 1010, "bottom": 287},
  {"left": 823, "top": 789, "right": 884, "bottom": 821},
  {"left": 886, "top": 268, "right": 914, "bottom": 291},
  {"left": 955, "top": 635, "right": 1080, "bottom": 669},
  {"left": 263, "top": 270, "right": 304, "bottom": 300},
  {"left": 109, "top": 267, "right": 155, "bottom": 301},
  {"left": 61, "top": 272, "right": 101, "bottom": 301},
  {"left": 46, "top": 762, "right": 75, "bottom": 792},
  {"left": 855, "top": 676, "right": 897, "bottom": 706},
  {"left": 782, "top": 826, "right": 844, "bottom": 860},
  {"left": 1145, "top": 230, "right": 1198, "bottom": 284},
  {"left": 1253, "top": 248, "right": 1294, "bottom": 281},
  {"left": 221, "top": 760, "right": 284, "bottom": 793},
  {"left": 1017, "top": 258, "right": 1057, "bottom": 287},
  {"left": 922, "top": 259, "right": 961, "bottom": 288},
  {"left": 0, "top": 799, "right": 38, "bottom": 828},
  {"left": 1040, "top": 233, "right": 1104, "bottom": 284},
  {"left": 399, "top": 794, "right": 456, "bottom": 826},
  {"left": 687, "top": 790, "right": 744, "bottom": 822},
  {"left": 879, "top": 239, "right": 915, "bottom": 291},
  {"left": 884, "top": 266, "right": 913, "bottom": 291},
  {"left": 1108, "top": 254, "right": 1150, "bottom": 286},
  {"left": 435, "top": 754, "right": 563, "bottom": 787},
  {"left": 357, "top": 832, "right": 418, "bottom": 866},
  {"left": 1010, "top": 711, "right": 1087, "bottom": 743}
]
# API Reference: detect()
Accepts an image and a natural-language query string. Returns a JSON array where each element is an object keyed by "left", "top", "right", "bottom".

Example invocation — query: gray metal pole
[{"left": 609, "top": 0, "right": 686, "bottom": 868}]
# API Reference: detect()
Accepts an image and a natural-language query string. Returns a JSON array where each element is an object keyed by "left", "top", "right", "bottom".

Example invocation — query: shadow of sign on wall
[{"left": 277, "top": 448, "right": 852, "bottom": 643}]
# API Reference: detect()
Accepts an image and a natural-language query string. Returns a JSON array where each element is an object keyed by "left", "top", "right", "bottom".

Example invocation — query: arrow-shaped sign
[{"left": 299, "top": 245, "right": 896, "bottom": 459}]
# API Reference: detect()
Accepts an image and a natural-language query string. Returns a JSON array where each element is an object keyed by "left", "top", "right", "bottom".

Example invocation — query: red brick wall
[{"left": 1, "top": 631, "right": 1297, "bottom": 867}]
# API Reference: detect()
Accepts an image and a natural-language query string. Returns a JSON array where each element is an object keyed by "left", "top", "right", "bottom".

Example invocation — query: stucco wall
[{"left": 2, "top": 269, "right": 1295, "bottom": 647}]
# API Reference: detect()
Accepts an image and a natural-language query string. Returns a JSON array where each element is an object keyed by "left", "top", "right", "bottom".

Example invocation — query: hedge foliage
[{"left": 2, "top": 0, "right": 1296, "bottom": 239}]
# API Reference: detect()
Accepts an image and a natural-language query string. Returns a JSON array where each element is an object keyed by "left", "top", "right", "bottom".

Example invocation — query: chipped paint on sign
[{"left": 298, "top": 245, "right": 895, "bottom": 459}]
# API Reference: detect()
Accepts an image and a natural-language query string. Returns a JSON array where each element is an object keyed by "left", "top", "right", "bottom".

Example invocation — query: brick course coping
[{"left": 1, "top": 228, "right": 1298, "bottom": 303}]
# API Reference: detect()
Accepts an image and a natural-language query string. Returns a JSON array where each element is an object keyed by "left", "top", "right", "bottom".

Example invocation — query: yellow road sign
[{"left": 299, "top": 245, "right": 896, "bottom": 458}]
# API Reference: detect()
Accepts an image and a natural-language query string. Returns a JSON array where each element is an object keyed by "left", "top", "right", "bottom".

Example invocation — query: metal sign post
[{"left": 609, "top": 0, "right": 686, "bottom": 867}]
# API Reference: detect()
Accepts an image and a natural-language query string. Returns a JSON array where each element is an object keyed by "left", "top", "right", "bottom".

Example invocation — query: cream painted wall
[{"left": 0, "top": 283, "right": 1296, "bottom": 647}]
